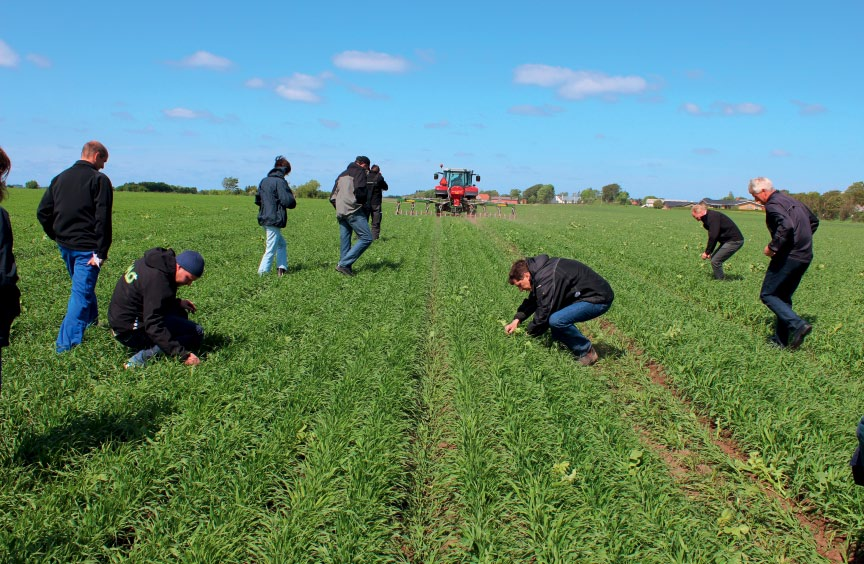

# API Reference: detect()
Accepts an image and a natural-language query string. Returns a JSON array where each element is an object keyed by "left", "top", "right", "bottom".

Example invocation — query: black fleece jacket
[
  {"left": 514, "top": 255, "right": 614, "bottom": 336},
  {"left": 36, "top": 160, "right": 114, "bottom": 260},
  {"left": 699, "top": 210, "right": 744, "bottom": 254},
  {"left": 108, "top": 248, "right": 192, "bottom": 360}
]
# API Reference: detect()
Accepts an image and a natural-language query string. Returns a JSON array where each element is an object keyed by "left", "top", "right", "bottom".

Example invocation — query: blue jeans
[
  {"left": 337, "top": 212, "right": 373, "bottom": 268},
  {"left": 548, "top": 301, "right": 612, "bottom": 356},
  {"left": 56, "top": 246, "right": 101, "bottom": 353},
  {"left": 760, "top": 257, "right": 810, "bottom": 345},
  {"left": 258, "top": 226, "right": 287, "bottom": 274}
]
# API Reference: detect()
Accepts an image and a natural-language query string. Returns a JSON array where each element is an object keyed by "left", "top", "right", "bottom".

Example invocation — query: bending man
[
  {"left": 505, "top": 255, "right": 614, "bottom": 366},
  {"left": 691, "top": 204, "right": 744, "bottom": 280},
  {"left": 109, "top": 248, "right": 205, "bottom": 368}
]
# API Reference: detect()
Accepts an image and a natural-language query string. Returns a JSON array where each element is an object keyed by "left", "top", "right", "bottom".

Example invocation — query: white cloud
[
  {"left": 175, "top": 50, "right": 233, "bottom": 70},
  {"left": 274, "top": 73, "right": 330, "bottom": 103},
  {"left": 245, "top": 77, "right": 265, "bottom": 89},
  {"left": 163, "top": 107, "right": 212, "bottom": 120},
  {"left": 681, "top": 101, "right": 764, "bottom": 116},
  {"left": 349, "top": 84, "right": 388, "bottom": 100},
  {"left": 715, "top": 102, "right": 763, "bottom": 115},
  {"left": 333, "top": 50, "right": 409, "bottom": 73},
  {"left": 792, "top": 99, "right": 826, "bottom": 115},
  {"left": 26, "top": 53, "right": 52, "bottom": 68},
  {"left": 0, "top": 39, "right": 21, "bottom": 67},
  {"left": 514, "top": 64, "right": 648, "bottom": 100},
  {"left": 507, "top": 104, "right": 565, "bottom": 117}
]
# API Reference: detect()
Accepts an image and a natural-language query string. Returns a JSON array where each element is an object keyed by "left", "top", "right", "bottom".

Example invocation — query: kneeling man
[
  {"left": 505, "top": 255, "right": 614, "bottom": 366},
  {"left": 109, "top": 248, "right": 205, "bottom": 368}
]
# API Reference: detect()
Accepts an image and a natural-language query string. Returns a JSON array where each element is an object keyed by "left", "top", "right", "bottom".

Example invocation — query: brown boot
[{"left": 578, "top": 346, "right": 598, "bottom": 366}]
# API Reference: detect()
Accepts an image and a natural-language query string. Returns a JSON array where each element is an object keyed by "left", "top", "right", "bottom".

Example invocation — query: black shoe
[
  {"left": 789, "top": 323, "right": 812, "bottom": 349},
  {"left": 335, "top": 265, "right": 354, "bottom": 277},
  {"left": 277, "top": 267, "right": 287, "bottom": 277}
]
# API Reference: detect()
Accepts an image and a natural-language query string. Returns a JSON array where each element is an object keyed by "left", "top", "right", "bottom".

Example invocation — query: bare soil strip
[{"left": 595, "top": 318, "right": 846, "bottom": 563}]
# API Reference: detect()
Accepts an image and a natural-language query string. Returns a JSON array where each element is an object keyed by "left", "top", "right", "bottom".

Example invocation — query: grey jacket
[{"left": 330, "top": 162, "right": 368, "bottom": 218}]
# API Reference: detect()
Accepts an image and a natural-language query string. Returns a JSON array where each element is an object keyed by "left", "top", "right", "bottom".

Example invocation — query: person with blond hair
[
  {"left": 0, "top": 147, "right": 21, "bottom": 390},
  {"left": 748, "top": 177, "right": 819, "bottom": 349},
  {"left": 690, "top": 203, "right": 744, "bottom": 280},
  {"left": 37, "top": 141, "right": 114, "bottom": 352}
]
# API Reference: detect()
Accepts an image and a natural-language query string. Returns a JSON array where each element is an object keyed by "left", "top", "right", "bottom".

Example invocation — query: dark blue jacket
[{"left": 256, "top": 167, "right": 296, "bottom": 228}]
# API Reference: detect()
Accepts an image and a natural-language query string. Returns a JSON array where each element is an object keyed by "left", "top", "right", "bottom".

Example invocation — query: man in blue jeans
[
  {"left": 504, "top": 255, "right": 614, "bottom": 366},
  {"left": 330, "top": 156, "right": 372, "bottom": 276},
  {"left": 37, "top": 141, "right": 113, "bottom": 353},
  {"left": 749, "top": 177, "right": 819, "bottom": 349}
]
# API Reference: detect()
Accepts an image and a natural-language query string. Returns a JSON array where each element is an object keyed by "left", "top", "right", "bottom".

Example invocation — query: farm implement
[{"left": 395, "top": 165, "right": 516, "bottom": 218}]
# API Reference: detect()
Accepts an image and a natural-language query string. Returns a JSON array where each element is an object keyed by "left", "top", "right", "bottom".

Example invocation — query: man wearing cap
[
  {"left": 329, "top": 156, "right": 373, "bottom": 276},
  {"left": 37, "top": 140, "right": 113, "bottom": 353},
  {"left": 255, "top": 155, "right": 296, "bottom": 276},
  {"left": 108, "top": 248, "right": 205, "bottom": 368}
]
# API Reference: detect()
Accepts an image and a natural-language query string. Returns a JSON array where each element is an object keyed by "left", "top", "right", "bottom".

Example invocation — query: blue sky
[{"left": 1, "top": 0, "right": 861, "bottom": 200}]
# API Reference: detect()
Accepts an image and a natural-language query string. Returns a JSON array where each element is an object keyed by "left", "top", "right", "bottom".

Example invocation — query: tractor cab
[{"left": 434, "top": 168, "right": 480, "bottom": 201}]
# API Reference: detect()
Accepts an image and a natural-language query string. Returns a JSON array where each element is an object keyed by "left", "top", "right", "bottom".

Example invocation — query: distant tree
[
  {"left": 480, "top": 189, "right": 499, "bottom": 197},
  {"left": 616, "top": 190, "right": 631, "bottom": 205},
  {"left": 294, "top": 179, "right": 328, "bottom": 199},
  {"left": 653, "top": 199, "right": 665, "bottom": 209},
  {"left": 846, "top": 182, "right": 864, "bottom": 206},
  {"left": 601, "top": 183, "right": 621, "bottom": 203},
  {"left": 579, "top": 188, "right": 599, "bottom": 204},
  {"left": 25, "top": 180, "right": 39, "bottom": 189},
  {"left": 558, "top": 191, "right": 569, "bottom": 202},
  {"left": 509, "top": 189, "right": 521, "bottom": 200},
  {"left": 721, "top": 190, "right": 736, "bottom": 201},
  {"left": 222, "top": 177, "right": 240, "bottom": 194},
  {"left": 523, "top": 184, "right": 541, "bottom": 203},
  {"left": 245, "top": 185, "right": 257, "bottom": 195},
  {"left": 537, "top": 184, "right": 555, "bottom": 204}
]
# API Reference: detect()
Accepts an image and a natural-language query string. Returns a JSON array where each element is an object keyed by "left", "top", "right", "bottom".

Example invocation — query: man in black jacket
[
  {"left": 691, "top": 204, "right": 744, "bottom": 279},
  {"left": 37, "top": 141, "right": 113, "bottom": 353},
  {"left": 366, "top": 164, "right": 388, "bottom": 240},
  {"left": 504, "top": 255, "right": 614, "bottom": 365},
  {"left": 256, "top": 156, "right": 296, "bottom": 276},
  {"left": 109, "top": 248, "right": 205, "bottom": 368},
  {"left": 749, "top": 177, "right": 819, "bottom": 349}
]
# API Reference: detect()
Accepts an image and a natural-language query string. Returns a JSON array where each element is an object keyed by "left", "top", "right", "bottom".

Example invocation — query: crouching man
[
  {"left": 504, "top": 255, "right": 614, "bottom": 366},
  {"left": 109, "top": 248, "right": 205, "bottom": 368}
]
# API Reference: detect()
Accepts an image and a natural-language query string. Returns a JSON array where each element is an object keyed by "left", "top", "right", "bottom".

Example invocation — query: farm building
[{"left": 700, "top": 198, "right": 764, "bottom": 211}]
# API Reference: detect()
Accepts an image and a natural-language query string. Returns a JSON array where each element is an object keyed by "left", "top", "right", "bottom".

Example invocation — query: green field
[{"left": 2, "top": 190, "right": 863, "bottom": 563}]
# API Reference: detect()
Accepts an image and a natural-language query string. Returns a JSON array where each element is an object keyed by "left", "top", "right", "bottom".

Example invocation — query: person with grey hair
[
  {"left": 0, "top": 147, "right": 21, "bottom": 391},
  {"left": 748, "top": 176, "right": 819, "bottom": 349},
  {"left": 690, "top": 204, "right": 744, "bottom": 280},
  {"left": 37, "top": 141, "right": 114, "bottom": 353}
]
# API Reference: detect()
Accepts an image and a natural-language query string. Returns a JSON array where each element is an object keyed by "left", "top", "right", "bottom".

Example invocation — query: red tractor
[{"left": 432, "top": 165, "right": 480, "bottom": 215}]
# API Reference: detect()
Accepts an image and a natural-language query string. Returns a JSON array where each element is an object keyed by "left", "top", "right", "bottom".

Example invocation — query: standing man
[
  {"left": 691, "top": 204, "right": 744, "bottom": 280},
  {"left": 256, "top": 155, "right": 296, "bottom": 276},
  {"left": 37, "top": 141, "right": 113, "bottom": 353},
  {"left": 108, "top": 248, "right": 205, "bottom": 368},
  {"left": 748, "top": 177, "right": 819, "bottom": 349},
  {"left": 366, "top": 164, "right": 389, "bottom": 240},
  {"left": 504, "top": 255, "right": 614, "bottom": 366},
  {"left": 330, "top": 155, "right": 373, "bottom": 276}
]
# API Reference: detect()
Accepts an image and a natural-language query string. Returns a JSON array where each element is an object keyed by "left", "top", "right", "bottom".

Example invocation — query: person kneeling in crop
[
  {"left": 504, "top": 255, "right": 614, "bottom": 366},
  {"left": 109, "top": 248, "right": 205, "bottom": 368}
]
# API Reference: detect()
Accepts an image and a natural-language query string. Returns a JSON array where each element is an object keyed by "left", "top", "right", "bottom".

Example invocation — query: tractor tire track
[{"left": 594, "top": 317, "right": 846, "bottom": 563}]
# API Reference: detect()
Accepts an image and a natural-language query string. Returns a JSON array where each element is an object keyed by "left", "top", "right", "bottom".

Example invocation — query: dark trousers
[
  {"left": 114, "top": 314, "right": 203, "bottom": 355},
  {"left": 760, "top": 257, "right": 810, "bottom": 345},
  {"left": 369, "top": 203, "right": 383, "bottom": 239}
]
